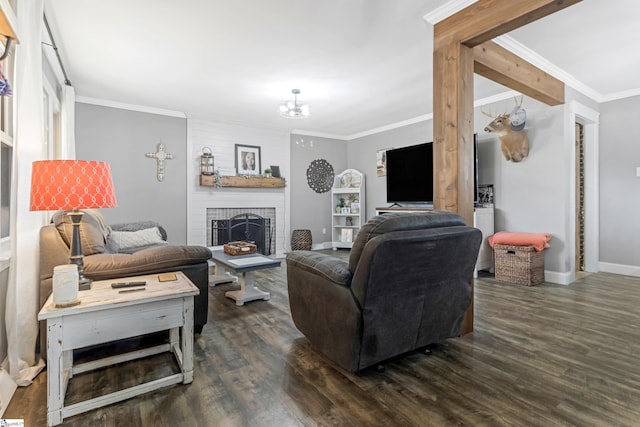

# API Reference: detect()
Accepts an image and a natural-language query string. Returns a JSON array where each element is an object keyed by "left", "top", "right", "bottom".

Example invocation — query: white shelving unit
[{"left": 331, "top": 169, "right": 365, "bottom": 249}]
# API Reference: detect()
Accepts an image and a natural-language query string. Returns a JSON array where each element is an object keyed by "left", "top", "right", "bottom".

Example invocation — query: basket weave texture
[
  {"left": 494, "top": 244, "right": 544, "bottom": 286},
  {"left": 224, "top": 241, "right": 257, "bottom": 256},
  {"left": 291, "top": 229, "right": 312, "bottom": 251}
]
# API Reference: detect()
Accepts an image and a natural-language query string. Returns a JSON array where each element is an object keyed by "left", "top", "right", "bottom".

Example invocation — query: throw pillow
[
  {"left": 108, "top": 227, "right": 168, "bottom": 253},
  {"left": 53, "top": 209, "right": 110, "bottom": 256}
]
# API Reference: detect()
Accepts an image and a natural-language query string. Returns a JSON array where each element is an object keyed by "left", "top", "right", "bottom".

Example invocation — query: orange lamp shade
[{"left": 30, "top": 160, "right": 117, "bottom": 211}]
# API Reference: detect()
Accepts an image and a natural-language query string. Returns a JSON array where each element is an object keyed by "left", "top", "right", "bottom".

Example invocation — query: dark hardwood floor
[{"left": 6, "top": 249, "right": 640, "bottom": 426}]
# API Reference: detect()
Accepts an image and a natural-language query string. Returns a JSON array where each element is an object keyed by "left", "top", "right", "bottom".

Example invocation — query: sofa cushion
[
  {"left": 108, "top": 227, "right": 168, "bottom": 253},
  {"left": 52, "top": 209, "right": 111, "bottom": 256}
]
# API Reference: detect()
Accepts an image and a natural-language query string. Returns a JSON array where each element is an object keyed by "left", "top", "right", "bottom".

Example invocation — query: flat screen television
[{"left": 385, "top": 136, "right": 478, "bottom": 205}]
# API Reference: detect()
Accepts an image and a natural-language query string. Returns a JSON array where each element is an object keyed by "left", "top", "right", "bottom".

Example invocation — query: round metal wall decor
[{"left": 306, "top": 159, "right": 334, "bottom": 193}]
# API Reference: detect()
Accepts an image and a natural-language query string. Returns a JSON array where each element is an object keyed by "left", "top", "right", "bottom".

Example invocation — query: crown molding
[
  {"left": 423, "top": 0, "right": 477, "bottom": 25},
  {"left": 347, "top": 114, "right": 434, "bottom": 141},
  {"left": 600, "top": 87, "right": 640, "bottom": 103},
  {"left": 291, "top": 129, "right": 349, "bottom": 140},
  {"left": 493, "top": 35, "right": 604, "bottom": 103},
  {"left": 76, "top": 96, "right": 187, "bottom": 118}
]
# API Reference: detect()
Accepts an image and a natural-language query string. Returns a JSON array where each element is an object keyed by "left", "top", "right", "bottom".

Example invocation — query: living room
[{"left": 1, "top": 0, "right": 640, "bottom": 425}]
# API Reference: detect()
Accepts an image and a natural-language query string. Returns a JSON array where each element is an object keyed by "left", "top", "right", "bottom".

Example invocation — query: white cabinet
[
  {"left": 332, "top": 169, "right": 365, "bottom": 249},
  {"left": 473, "top": 206, "right": 494, "bottom": 277}
]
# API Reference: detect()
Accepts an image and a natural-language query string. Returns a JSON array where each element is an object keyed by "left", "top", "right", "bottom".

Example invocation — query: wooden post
[{"left": 432, "top": 0, "right": 581, "bottom": 334}]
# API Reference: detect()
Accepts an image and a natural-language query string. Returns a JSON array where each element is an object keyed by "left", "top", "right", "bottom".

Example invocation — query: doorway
[{"left": 575, "top": 122, "right": 585, "bottom": 273}]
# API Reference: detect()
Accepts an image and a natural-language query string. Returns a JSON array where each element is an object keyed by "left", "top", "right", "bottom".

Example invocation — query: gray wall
[
  {"left": 75, "top": 103, "right": 188, "bottom": 244},
  {"left": 347, "top": 121, "right": 434, "bottom": 220},
  {"left": 477, "top": 97, "right": 567, "bottom": 273},
  {"left": 290, "top": 134, "right": 347, "bottom": 246},
  {"left": 599, "top": 95, "right": 640, "bottom": 266}
]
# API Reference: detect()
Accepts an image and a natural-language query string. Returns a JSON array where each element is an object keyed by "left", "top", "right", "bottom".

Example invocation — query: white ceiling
[{"left": 44, "top": 0, "right": 640, "bottom": 138}]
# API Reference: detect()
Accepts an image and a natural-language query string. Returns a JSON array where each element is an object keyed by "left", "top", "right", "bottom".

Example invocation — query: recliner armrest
[{"left": 286, "top": 251, "right": 352, "bottom": 286}]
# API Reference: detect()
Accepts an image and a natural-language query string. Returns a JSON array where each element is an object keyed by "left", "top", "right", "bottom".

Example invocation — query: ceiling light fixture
[{"left": 279, "top": 89, "right": 310, "bottom": 118}]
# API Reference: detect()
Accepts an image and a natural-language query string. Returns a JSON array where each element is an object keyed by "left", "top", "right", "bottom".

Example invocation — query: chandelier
[{"left": 279, "top": 89, "right": 310, "bottom": 118}]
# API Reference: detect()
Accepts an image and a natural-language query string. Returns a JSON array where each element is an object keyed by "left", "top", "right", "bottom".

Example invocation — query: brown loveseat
[
  {"left": 286, "top": 211, "right": 482, "bottom": 372},
  {"left": 39, "top": 210, "right": 211, "bottom": 335}
]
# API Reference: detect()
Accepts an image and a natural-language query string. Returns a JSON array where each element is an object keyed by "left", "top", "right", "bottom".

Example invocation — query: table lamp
[{"left": 30, "top": 160, "right": 117, "bottom": 290}]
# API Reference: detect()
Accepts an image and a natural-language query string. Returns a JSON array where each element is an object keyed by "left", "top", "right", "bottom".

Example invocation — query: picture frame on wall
[
  {"left": 235, "top": 144, "right": 261, "bottom": 175},
  {"left": 376, "top": 148, "right": 388, "bottom": 177}
]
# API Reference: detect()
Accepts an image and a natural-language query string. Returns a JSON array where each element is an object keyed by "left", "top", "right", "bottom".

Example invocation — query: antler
[
  {"left": 514, "top": 95, "right": 524, "bottom": 108},
  {"left": 481, "top": 108, "right": 496, "bottom": 118}
]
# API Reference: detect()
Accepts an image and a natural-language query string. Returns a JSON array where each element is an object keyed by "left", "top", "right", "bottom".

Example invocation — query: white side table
[{"left": 38, "top": 271, "right": 199, "bottom": 426}]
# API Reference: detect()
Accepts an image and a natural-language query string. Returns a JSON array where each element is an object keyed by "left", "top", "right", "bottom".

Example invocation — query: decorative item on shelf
[
  {"left": 307, "top": 159, "right": 334, "bottom": 193},
  {"left": 30, "top": 160, "right": 118, "bottom": 290},
  {"left": 199, "top": 170, "right": 222, "bottom": 187},
  {"left": 224, "top": 241, "right": 257, "bottom": 256},
  {"left": 235, "top": 144, "right": 261, "bottom": 176},
  {"left": 279, "top": 88, "right": 310, "bottom": 118},
  {"left": 270, "top": 165, "right": 281, "bottom": 177},
  {"left": 291, "top": 229, "right": 312, "bottom": 251},
  {"left": 335, "top": 197, "right": 345, "bottom": 213},
  {"left": 345, "top": 217, "right": 353, "bottom": 226},
  {"left": 264, "top": 168, "right": 272, "bottom": 177},
  {"left": 200, "top": 147, "right": 215, "bottom": 175},
  {"left": 351, "top": 202, "right": 360, "bottom": 214},
  {"left": 145, "top": 142, "right": 174, "bottom": 181},
  {"left": 340, "top": 228, "right": 353, "bottom": 243},
  {"left": 341, "top": 207, "right": 350, "bottom": 214}
]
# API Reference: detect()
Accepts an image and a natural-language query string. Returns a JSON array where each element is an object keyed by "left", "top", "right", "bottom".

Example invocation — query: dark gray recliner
[{"left": 286, "top": 211, "right": 482, "bottom": 372}]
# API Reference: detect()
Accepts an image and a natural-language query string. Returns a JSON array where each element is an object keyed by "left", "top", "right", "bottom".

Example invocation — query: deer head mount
[{"left": 483, "top": 98, "right": 529, "bottom": 163}]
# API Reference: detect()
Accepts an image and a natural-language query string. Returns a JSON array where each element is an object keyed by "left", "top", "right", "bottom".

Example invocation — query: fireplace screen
[{"left": 210, "top": 213, "right": 273, "bottom": 255}]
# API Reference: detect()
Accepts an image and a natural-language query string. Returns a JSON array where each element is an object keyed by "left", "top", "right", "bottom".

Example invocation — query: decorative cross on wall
[{"left": 145, "top": 143, "right": 174, "bottom": 181}]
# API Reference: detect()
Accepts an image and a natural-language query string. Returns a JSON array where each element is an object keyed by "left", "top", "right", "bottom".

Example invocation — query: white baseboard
[
  {"left": 311, "top": 242, "right": 334, "bottom": 251},
  {"left": 544, "top": 270, "right": 574, "bottom": 285},
  {"left": 598, "top": 262, "right": 640, "bottom": 277}
]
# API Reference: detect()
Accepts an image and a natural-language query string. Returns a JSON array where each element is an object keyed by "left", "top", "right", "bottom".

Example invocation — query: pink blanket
[{"left": 488, "top": 231, "right": 551, "bottom": 251}]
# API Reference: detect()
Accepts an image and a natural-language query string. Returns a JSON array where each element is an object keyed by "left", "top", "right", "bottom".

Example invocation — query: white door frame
[{"left": 567, "top": 101, "right": 599, "bottom": 280}]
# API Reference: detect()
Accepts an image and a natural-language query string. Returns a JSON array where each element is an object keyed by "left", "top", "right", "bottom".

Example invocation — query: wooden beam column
[
  {"left": 432, "top": 0, "right": 582, "bottom": 335},
  {"left": 433, "top": 42, "right": 475, "bottom": 227}
]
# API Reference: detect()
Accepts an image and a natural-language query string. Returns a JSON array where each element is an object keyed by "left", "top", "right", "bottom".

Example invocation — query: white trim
[
  {"left": 600, "top": 87, "right": 640, "bottom": 103},
  {"left": 493, "top": 35, "right": 603, "bottom": 103},
  {"left": 544, "top": 270, "right": 574, "bottom": 285},
  {"left": 76, "top": 96, "right": 187, "bottom": 118},
  {"left": 567, "top": 102, "right": 599, "bottom": 276},
  {"left": 423, "top": 0, "right": 478, "bottom": 25},
  {"left": 291, "top": 129, "right": 348, "bottom": 140},
  {"left": 310, "top": 241, "right": 333, "bottom": 251},
  {"left": 599, "top": 262, "right": 640, "bottom": 278},
  {"left": 347, "top": 114, "right": 434, "bottom": 140}
]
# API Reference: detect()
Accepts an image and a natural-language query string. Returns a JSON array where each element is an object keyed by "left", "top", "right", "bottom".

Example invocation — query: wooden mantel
[{"left": 200, "top": 174, "right": 286, "bottom": 188}]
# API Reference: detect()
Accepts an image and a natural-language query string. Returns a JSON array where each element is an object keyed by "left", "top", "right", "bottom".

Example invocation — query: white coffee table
[
  {"left": 37, "top": 271, "right": 199, "bottom": 426},
  {"left": 209, "top": 250, "right": 281, "bottom": 306}
]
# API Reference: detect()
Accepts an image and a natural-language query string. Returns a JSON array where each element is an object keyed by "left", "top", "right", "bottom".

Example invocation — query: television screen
[
  {"left": 386, "top": 143, "right": 433, "bottom": 204},
  {"left": 386, "top": 137, "right": 478, "bottom": 205}
]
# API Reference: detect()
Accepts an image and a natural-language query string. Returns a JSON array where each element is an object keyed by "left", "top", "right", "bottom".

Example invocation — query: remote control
[{"left": 111, "top": 281, "right": 146, "bottom": 289}]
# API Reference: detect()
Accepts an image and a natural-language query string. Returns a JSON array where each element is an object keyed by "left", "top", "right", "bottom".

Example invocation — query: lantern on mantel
[{"left": 200, "top": 147, "right": 215, "bottom": 175}]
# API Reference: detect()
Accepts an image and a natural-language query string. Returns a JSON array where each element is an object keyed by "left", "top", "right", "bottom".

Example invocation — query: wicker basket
[
  {"left": 224, "top": 241, "right": 257, "bottom": 256},
  {"left": 494, "top": 244, "right": 544, "bottom": 286},
  {"left": 291, "top": 229, "right": 312, "bottom": 251}
]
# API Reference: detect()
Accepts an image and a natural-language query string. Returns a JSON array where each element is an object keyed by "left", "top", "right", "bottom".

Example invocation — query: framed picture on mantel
[{"left": 235, "top": 144, "right": 261, "bottom": 176}]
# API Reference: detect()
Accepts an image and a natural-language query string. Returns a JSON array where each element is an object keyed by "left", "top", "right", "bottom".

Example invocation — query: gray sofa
[
  {"left": 286, "top": 211, "right": 482, "bottom": 372},
  {"left": 39, "top": 210, "right": 211, "bottom": 334}
]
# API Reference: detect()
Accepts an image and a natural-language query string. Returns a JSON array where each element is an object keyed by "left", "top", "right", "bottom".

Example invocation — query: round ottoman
[{"left": 291, "top": 229, "right": 312, "bottom": 251}]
